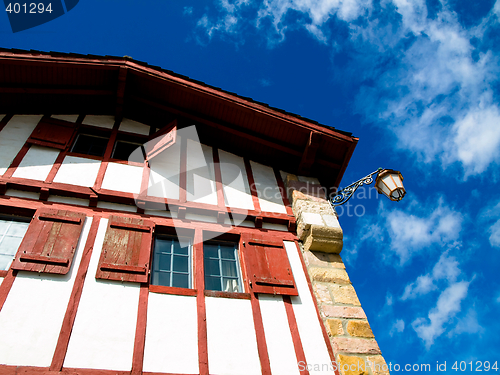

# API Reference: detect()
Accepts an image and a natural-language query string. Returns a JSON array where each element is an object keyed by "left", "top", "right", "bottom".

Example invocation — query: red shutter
[
  {"left": 27, "top": 119, "right": 76, "bottom": 149},
  {"left": 241, "top": 234, "right": 298, "bottom": 296},
  {"left": 145, "top": 121, "right": 177, "bottom": 161},
  {"left": 96, "top": 216, "right": 154, "bottom": 283},
  {"left": 11, "top": 208, "right": 86, "bottom": 275}
]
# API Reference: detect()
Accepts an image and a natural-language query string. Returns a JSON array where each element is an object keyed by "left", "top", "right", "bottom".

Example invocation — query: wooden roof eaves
[{"left": 0, "top": 50, "right": 357, "bottom": 146}]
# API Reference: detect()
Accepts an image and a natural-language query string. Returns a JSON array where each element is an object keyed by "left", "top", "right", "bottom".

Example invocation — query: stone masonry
[{"left": 284, "top": 173, "right": 390, "bottom": 375}]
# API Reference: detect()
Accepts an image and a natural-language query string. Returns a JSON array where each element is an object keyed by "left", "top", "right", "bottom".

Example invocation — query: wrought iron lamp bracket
[{"left": 330, "top": 168, "right": 382, "bottom": 207}]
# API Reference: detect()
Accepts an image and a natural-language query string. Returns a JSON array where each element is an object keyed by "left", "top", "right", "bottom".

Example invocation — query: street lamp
[{"left": 330, "top": 168, "right": 406, "bottom": 207}]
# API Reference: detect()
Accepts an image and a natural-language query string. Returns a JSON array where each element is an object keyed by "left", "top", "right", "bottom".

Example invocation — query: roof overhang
[{"left": 0, "top": 48, "right": 358, "bottom": 189}]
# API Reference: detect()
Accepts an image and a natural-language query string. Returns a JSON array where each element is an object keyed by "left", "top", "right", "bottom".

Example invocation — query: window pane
[
  {"left": 112, "top": 140, "right": 142, "bottom": 161},
  {"left": 221, "top": 260, "right": 237, "bottom": 277},
  {"left": 0, "top": 221, "right": 10, "bottom": 235},
  {"left": 173, "top": 255, "right": 188, "bottom": 273},
  {"left": 0, "top": 254, "right": 14, "bottom": 271},
  {"left": 0, "top": 236, "right": 24, "bottom": 256},
  {"left": 72, "top": 134, "right": 108, "bottom": 157},
  {"left": 220, "top": 246, "right": 235, "bottom": 260},
  {"left": 7, "top": 222, "right": 29, "bottom": 237},
  {"left": 204, "top": 244, "right": 218, "bottom": 259},
  {"left": 153, "top": 272, "right": 171, "bottom": 287},
  {"left": 158, "top": 254, "right": 171, "bottom": 271},
  {"left": 155, "top": 238, "right": 172, "bottom": 254},
  {"left": 172, "top": 273, "right": 189, "bottom": 288},
  {"left": 223, "top": 278, "right": 240, "bottom": 293},
  {"left": 205, "top": 276, "right": 222, "bottom": 291},
  {"left": 173, "top": 241, "right": 189, "bottom": 255},
  {"left": 204, "top": 259, "right": 220, "bottom": 276}
]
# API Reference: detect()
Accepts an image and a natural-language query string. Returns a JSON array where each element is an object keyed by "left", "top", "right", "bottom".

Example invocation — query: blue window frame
[
  {"left": 151, "top": 236, "right": 192, "bottom": 288},
  {"left": 204, "top": 241, "right": 242, "bottom": 293},
  {"left": 0, "top": 215, "right": 30, "bottom": 271}
]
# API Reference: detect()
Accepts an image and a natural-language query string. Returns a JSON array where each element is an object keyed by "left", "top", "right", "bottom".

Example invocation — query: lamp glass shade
[{"left": 375, "top": 169, "right": 406, "bottom": 201}]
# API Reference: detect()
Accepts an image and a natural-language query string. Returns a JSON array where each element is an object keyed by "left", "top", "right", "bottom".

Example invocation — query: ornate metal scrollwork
[{"left": 330, "top": 168, "right": 381, "bottom": 207}]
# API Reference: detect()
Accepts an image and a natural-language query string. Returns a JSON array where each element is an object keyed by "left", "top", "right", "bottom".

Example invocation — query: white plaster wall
[
  {"left": 262, "top": 222, "right": 289, "bottom": 231},
  {"left": 82, "top": 115, "right": 115, "bottom": 129},
  {"left": 5, "top": 189, "right": 40, "bottom": 200},
  {"left": 0, "top": 115, "right": 42, "bottom": 175},
  {"left": 64, "top": 218, "right": 140, "bottom": 371},
  {"left": 144, "top": 209, "right": 174, "bottom": 218},
  {"left": 218, "top": 150, "right": 254, "bottom": 210},
  {"left": 101, "top": 162, "right": 143, "bottom": 194},
  {"left": 250, "top": 161, "right": 287, "bottom": 214},
  {"left": 51, "top": 115, "right": 79, "bottom": 122},
  {"left": 205, "top": 297, "right": 261, "bottom": 375},
  {"left": 0, "top": 216, "right": 93, "bottom": 367},
  {"left": 284, "top": 241, "right": 335, "bottom": 374},
  {"left": 53, "top": 156, "right": 101, "bottom": 187},
  {"left": 12, "top": 145, "right": 60, "bottom": 181},
  {"left": 259, "top": 294, "right": 300, "bottom": 375},
  {"left": 186, "top": 141, "right": 218, "bottom": 205},
  {"left": 148, "top": 138, "right": 181, "bottom": 200},
  {"left": 143, "top": 293, "right": 199, "bottom": 374},
  {"left": 47, "top": 195, "right": 90, "bottom": 206},
  {"left": 119, "top": 118, "right": 150, "bottom": 135},
  {"left": 185, "top": 212, "right": 218, "bottom": 223},
  {"left": 96, "top": 201, "right": 137, "bottom": 212}
]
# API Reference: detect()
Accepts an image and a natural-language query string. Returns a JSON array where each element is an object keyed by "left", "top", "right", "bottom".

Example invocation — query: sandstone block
[
  {"left": 302, "top": 225, "right": 343, "bottom": 253},
  {"left": 303, "top": 251, "right": 345, "bottom": 269},
  {"left": 366, "top": 356, "right": 390, "bottom": 375},
  {"left": 322, "top": 305, "right": 367, "bottom": 319},
  {"left": 309, "top": 267, "right": 350, "bottom": 284},
  {"left": 326, "top": 319, "right": 344, "bottom": 336},
  {"left": 347, "top": 321, "right": 374, "bottom": 338},
  {"left": 330, "top": 284, "right": 361, "bottom": 306},
  {"left": 333, "top": 337, "right": 381, "bottom": 355},
  {"left": 292, "top": 199, "right": 333, "bottom": 218},
  {"left": 313, "top": 283, "right": 333, "bottom": 304},
  {"left": 287, "top": 180, "right": 327, "bottom": 200},
  {"left": 337, "top": 354, "right": 370, "bottom": 375}
]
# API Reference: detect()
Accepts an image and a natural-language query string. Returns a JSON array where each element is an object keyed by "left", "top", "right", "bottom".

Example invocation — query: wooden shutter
[
  {"left": 145, "top": 121, "right": 177, "bottom": 161},
  {"left": 27, "top": 118, "right": 76, "bottom": 150},
  {"left": 241, "top": 234, "right": 298, "bottom": 296},
  {"left": 96, "top": 216, "right": 154, "bottom": 283},
  {"left": 11, "top": 208, "right": 86, "bottom": 275}
]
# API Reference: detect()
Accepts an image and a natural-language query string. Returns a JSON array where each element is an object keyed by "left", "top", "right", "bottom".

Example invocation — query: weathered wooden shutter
[
  {"left": 145, "top": 121, "right": 177, "bottom": 161},
  {"left": 96, "top": 216, "right": 154, "bottom": 283},
  {"left": 27, "top": 118, "right": 76, "bottom": 150},
  {"left": 241, "top": 234, "right": 298, "bottom": 296},
  {"left": 11, "top": 208, "right": 86, "bottom": 275}
]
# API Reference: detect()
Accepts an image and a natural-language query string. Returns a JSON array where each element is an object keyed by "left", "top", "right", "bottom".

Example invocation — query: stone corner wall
[{"left": 284, "top": 173, "right": 390, "bottom": 375}]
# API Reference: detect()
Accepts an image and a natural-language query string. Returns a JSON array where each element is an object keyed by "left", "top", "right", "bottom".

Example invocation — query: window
[
  {"left": 0, "top": 216, "right": 30, "bottom": 271},
  {"left": 112, "top": 139, "right": 144, "bottom": 161},
  {"left": 71, "top": 133, "right": 109, "bottom": 157},
  {"left": 151, "top": 236, "right": 192, "bottom": 288},
  {"left": 204, "top": 241, "right": 242, "bottom": 293}
]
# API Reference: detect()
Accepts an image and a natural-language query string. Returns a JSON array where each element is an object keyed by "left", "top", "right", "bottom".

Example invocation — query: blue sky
[{"left": 2, "top": 0, "right": 500, "bottom": 371}]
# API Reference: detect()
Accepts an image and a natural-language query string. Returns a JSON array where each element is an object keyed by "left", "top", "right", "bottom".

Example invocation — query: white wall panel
[
  {"left": 143, "top": 293, "right": 199, "bottom": 374},
  {"left": 5, "top": 189, "right": 40, "bottom": 200},
  {"left": 64, "top": 218, "right": 140, "bottom": 371},
  {"left": 0, "top": 115, "right": 42, "bottom": 175},
  {"left": 0, "top": 217, "right": 92, "bottom": 367},
  {"left": 101, "top": 162, "right": 143, "bottom": 194},
  {"left": 119, "top": 118, "right": 150, "bottom": 135},
  {"left": 186, "top": 141, "right": 218, "bottom": 205},
  {"left": 205, "top": 297, "right": 261, "bottom": 375},
  {"left": 82, "top": 115, "right": 114, "bottom": 129},
  {"left": 250, "top": 161, "right": 287, "bottom": 214},
  {"left": 53, "top": 156, "right": 101, "bottom": 187},
  {"left": 284, "top": 241, "right": 335, "bottom": 374},
  {"left": 51, "top": 115, "right": 78, "bottom": 122},
  {"left": 13, "top": 145, "right": 60, "bottom": 181},
  {"left": 148, "top": 139, "right": 180, "bottom": 199},
  {"left": 259, "top": 294, "right": 300, "bottom": 375},
  {"left": 47, "top": 195, "right": 90, "bottom": 206},
  {"left": 218, "top": 150, "right": 254, "bottom": 210},
  {"left": 96, "top": 201, "right": 137, "bottom": 212}
]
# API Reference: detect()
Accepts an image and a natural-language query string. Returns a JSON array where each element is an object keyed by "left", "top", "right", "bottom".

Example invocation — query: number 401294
[{"left": 5, "top": 3, "right": 53, "bottom": 13}]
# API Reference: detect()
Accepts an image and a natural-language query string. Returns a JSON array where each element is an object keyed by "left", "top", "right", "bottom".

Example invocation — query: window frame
[
  {"left": 203, "top": 240, "right": 243, "bottom": 294},
  {"left": 151, "top": 234, "right": 193, "bottom": 290},
  {"left": 0, "top": 214, "right": 31, "bottom": 276}
]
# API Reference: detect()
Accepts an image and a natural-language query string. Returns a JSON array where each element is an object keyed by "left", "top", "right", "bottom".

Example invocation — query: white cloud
[
  {"left": 183, "top": 6, "right": 193, "bottom": 15},
  {"left": 448, "top": 309, "right": 482, "bottom": 336},
  {"left": 412, "top": 281, "right": 469, "bottom": 349},
  {"left": 479, "top": 199, "right": 500, "bottom": 248},
  {"left": 389, "top": 319, "right": 405, "bottom": 336},
  {"left": 401, "top": 251, "right": 460, "bottom": 300}
]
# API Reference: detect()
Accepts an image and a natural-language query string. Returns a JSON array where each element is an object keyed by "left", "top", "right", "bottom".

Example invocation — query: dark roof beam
[
  {"left": 114, "top": 66, "right": 127, "bottom": 121},
  {"left": 298, "top": 131, "right": 321, "bottom": 175}
]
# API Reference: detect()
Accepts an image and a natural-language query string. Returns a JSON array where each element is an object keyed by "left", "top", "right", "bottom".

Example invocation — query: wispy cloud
[
  {"left": 194, "top": 0, "right": 500, "bottom": 178},
  {"left": 352, "top": 197, "right": 463, "bottom": 265},
  {"left": 389, "top": 319, "right": 405, "bottom": 336},
  {"left": 412, "top": 280, "right": 470, "bottom": 349},
  {"left": 401, "top": 252, "right": 460, "bottom": 300},
  {"left": 479, "top": 199, "right": 500, "bottom": 248}
]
